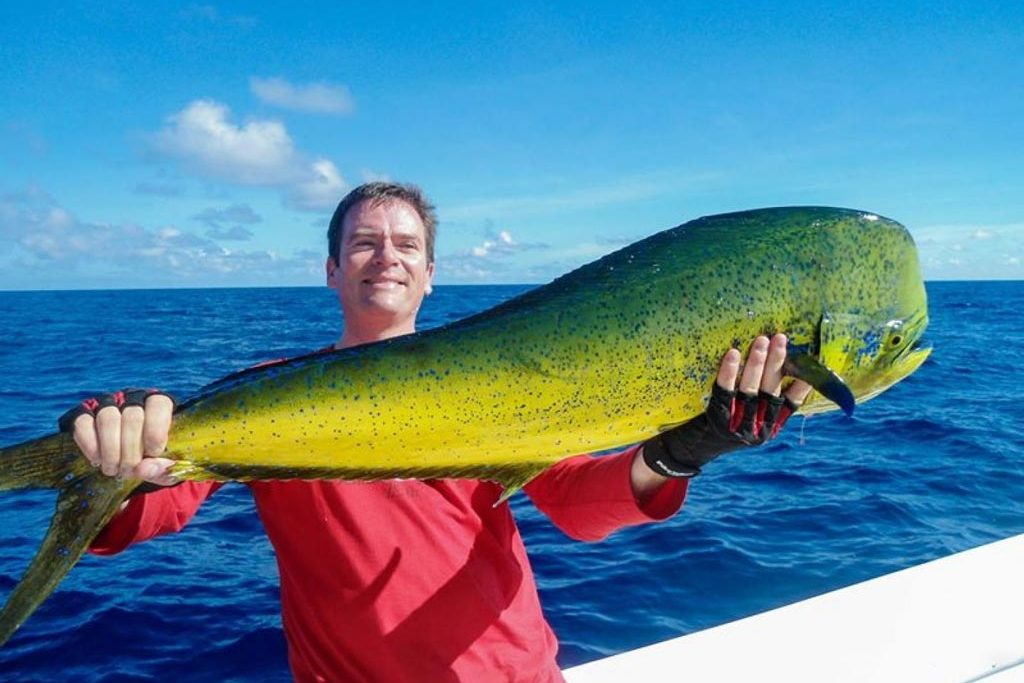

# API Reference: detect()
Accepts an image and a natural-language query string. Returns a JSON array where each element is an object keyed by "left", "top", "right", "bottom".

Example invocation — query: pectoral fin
[{"left": 784, "top": 343, "right": 856, "bottom": 416}]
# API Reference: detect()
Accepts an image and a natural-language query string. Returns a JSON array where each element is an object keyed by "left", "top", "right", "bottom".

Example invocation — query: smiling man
[
  {"left": 67, "top": 182, "right": 810, "bottom": 682},
  {"left": 327, "top": 190, "right": 436, "bottom": 347}
]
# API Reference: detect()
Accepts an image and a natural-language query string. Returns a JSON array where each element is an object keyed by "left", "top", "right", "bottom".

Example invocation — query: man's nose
[{"left": 374, "top": 239, "right": 399, "bottom": 264}]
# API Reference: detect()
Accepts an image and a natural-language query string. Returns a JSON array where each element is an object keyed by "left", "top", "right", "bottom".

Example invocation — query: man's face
[{"left": 327, "top": 199, "right": 435, "bottom": 333}]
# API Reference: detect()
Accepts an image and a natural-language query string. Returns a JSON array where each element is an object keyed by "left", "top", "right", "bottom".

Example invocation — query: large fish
[{"left": 0, "top": 206, "right": 931, "bottom": 646}]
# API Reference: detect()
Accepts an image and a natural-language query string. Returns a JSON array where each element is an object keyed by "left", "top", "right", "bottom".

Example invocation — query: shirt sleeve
[
  {"left": 89, "top": 481, "right": 224, "bottom": 556},
  {"left": 523, "top": 444, "right": 688, "bottom": 542}
]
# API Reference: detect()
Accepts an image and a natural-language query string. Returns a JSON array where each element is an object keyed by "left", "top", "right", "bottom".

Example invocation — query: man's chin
[{"left": 358, "top": 295, "right": 415, "bottom": 317}]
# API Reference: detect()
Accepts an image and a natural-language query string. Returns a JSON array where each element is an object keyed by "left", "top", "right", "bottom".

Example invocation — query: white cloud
[
  {"left": 0, "top": 190, "right": 321, "bottom": 288},
  {"left": 250, "top": 77, "right": 354, "bottom": 115},
  {"left": 439, "top": 229, "right": 551, "bottom": 283},
  {"left": 911, "top": 221, "right": 1024, "bottom": 279},
  {"left": 152, "top": 100, "right": 348, "bottom": 212},
  {"left": 467, "top": 229, "right": 546, "bottom": 259},
  {"left": 286, "top": 159, "right": 348, "bottom": 211},
  {"left": 155, "top": 100, "right": 297, "bottom": 184}
]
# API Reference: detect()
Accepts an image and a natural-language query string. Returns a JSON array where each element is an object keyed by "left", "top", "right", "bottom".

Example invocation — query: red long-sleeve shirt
[{"left": 91, "top": 446, "right": 687, "bottom": 682}]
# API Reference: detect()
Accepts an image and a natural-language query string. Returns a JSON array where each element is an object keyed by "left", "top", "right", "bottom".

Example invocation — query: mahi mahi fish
[{"left": 0, "top": 206, "right": 931, "bottom": 645}]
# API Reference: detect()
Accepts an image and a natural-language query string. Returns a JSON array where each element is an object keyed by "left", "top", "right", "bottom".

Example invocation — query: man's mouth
[{"left": 363, "top": 277, "right": 406, "bottom": 289}]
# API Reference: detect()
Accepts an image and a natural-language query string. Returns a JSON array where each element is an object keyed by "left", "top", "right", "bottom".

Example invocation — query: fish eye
[{"left": 891, "top": 335, "right": 902, "bottom": 346}]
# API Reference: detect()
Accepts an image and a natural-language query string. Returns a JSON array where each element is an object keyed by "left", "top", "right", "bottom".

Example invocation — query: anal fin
[{"left": 492, "top": 465, "right": 552, "bottom": 507}]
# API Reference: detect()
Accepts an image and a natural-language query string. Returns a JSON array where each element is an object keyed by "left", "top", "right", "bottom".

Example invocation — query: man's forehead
[{"left": 343, "top": 198, "right": 424, "bottom": 233}]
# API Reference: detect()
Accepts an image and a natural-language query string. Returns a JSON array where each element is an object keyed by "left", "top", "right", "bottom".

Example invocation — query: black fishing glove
[
  {"left": 642, "top": 383, "right": 799, "bottom": 478},
  {"left": 58, "top": 387, "right": 177, "bottom": 433}
]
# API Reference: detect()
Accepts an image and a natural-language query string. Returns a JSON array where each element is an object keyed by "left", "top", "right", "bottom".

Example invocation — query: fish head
[
  {"left": 798, "top": 308, "right": 931, "bottom": 415},
  {"left": 797, "top": 223, "right": 932, "bottom": 415}
]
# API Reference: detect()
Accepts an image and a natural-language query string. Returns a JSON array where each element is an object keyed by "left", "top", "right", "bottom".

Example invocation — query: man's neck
[{"left": 336, "top": 320, "right": 416, "bottom": 349}]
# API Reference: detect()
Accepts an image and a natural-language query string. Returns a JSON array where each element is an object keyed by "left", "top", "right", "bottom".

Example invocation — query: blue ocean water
[{"left": 0, "top": 281, "right": 1021, "bottom": 681}]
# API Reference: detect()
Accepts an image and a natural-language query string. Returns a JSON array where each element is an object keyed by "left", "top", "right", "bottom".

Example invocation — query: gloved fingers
[
  {"left": 123, "top": 388, "right": 177, "bottom": 411},
  {"left": 707, "top": 381, "right": 737, "bottom": 434},
  {"left": 755, "top": 391, "right": 785, "bottom": 440},
  {"left": 731, "top": 390, "right": 759, "bottom": 438},
  {"left": 769, "top": 380, "right": 812, "bottom": 438},
  {"left": 710, "top": 384, "right": 789, "bottom": 445}
]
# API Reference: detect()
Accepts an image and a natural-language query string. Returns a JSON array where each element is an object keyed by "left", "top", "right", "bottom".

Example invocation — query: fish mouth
[
  {"left": 899, "top": 339, "right": 932, "bottom": 370},
  {"left": 846, "top": 337, "right": 931, "bottom": 408}
]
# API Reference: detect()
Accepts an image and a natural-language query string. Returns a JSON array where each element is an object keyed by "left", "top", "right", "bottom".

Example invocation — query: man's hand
[
  {"left": 59, "top": 389, "right": 179, "bottom": 487},
  {"left": 634, "top": 334, "right": 812, "bottom": 490}
]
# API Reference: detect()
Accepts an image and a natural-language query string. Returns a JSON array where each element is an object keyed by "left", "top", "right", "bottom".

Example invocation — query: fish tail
[
  {"left": 0, "top": 432, "right": 87, "bottom": 491},
  {"left": 0, "top": 441, "right": 135, "bottom": 646}
]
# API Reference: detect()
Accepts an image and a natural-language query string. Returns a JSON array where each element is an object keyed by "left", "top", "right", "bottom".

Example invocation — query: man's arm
[
  {"left": 89, "top": 481, "right": 223, "bottom": 555},
  {"left": 524, "top": 447, "right": 688, "bottom": 542}
]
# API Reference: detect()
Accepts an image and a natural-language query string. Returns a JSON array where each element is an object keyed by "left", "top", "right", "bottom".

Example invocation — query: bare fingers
[
  {"left": 141, "top": 394, "right": 173, "bottom": 459},
  {"left": 715, "top": 347, "right": 742, "bottom": 390},
  {"left": 717, "top": 333, "right": 809, "bottom": 407},
  {"left": 785, "top": 379, "right": 813, "bottom": 407},
  {"left": 71, "top": 414, "right": 100, "bottom": 468},
  {"left": 70, "top": 392, "right": 175, "bottom": 483},
  {"left": 737, "top": 336, "right": 770, "bottom": 395},
  {"left": 759, "top": 334, "right": 788, "bottom": 397}
]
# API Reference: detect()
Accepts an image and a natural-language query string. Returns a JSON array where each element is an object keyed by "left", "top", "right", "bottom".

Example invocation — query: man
[{"left": 66, "top": 182, "right": 811, "bottom": 681}]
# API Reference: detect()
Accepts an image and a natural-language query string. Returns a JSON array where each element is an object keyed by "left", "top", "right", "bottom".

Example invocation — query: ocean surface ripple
[{"left": 0, "top": 281, "right": 1021, "bottom": 680}]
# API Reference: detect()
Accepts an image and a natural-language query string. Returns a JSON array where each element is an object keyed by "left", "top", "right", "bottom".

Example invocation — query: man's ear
[
  {"left": 326, "top": 256, "right": 339, "bottom": 288},
  {"left": 425, "top": 261, "right": 435, "bottom": 295}
]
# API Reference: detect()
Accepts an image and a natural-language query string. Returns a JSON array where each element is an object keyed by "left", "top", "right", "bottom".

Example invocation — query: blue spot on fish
[{"left": 856, "top": 330, "right": 882, "bottom": 366}]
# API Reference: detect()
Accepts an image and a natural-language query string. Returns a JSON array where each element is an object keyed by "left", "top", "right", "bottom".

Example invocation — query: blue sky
[{"left": 1, "top": 1, "right": 1021, "bottom": 289}]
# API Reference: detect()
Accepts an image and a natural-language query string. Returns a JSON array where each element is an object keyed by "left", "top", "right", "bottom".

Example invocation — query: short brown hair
[{"left": 327, "top": 182, "right": 437, "bottom": 263}]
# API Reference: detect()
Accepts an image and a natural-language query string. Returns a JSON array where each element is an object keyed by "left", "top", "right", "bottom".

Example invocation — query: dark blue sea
[{"left": 0, "top": 282, "right": 1022, "bottom": 681}]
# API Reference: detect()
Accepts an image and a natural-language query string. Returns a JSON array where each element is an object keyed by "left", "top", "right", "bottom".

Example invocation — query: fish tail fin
[
  {"left": 0, "top": 432, "right": 87, "bottom": 491},
  {"left": 0, "top": 463, "right": 135, "bottom": 646}
]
